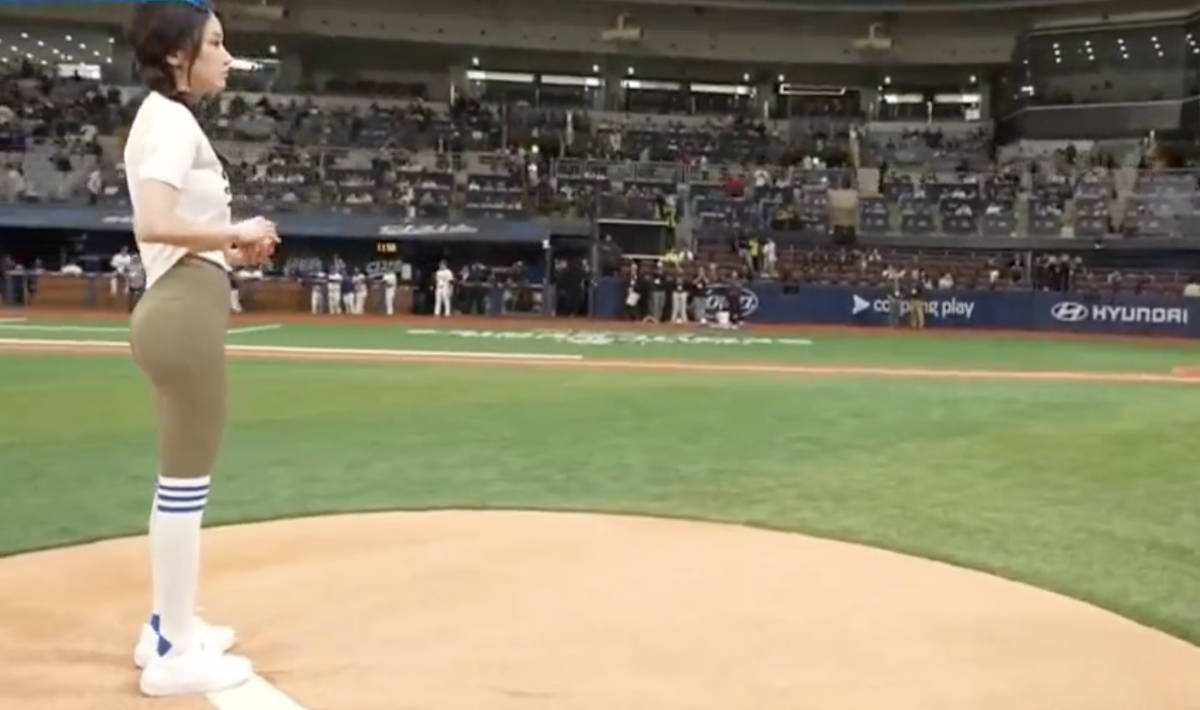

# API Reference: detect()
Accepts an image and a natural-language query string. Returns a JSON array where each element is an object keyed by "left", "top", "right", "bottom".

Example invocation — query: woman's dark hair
[{"left": 126, "top": 0, "right": 216, "bottom": 100}]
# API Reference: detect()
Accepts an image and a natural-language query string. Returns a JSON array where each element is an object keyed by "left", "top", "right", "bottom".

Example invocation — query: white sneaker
[
  {"left": 134, "top": 617, "right": 237, "bottom": 669},
  {"left": 139, "top": 649, "right": 254, "bottom": 697}
]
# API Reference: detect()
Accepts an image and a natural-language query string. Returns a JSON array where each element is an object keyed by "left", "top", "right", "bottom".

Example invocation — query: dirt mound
[{"left": 2, "top": 511, "right": 1198, "bottom": 710}]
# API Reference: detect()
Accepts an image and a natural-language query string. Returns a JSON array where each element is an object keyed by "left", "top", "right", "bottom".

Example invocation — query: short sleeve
[{"left": 132, "top": 100, "right": 199, "bottom": 190}]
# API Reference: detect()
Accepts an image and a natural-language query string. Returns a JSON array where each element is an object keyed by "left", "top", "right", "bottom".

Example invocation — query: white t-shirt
[
  {"left": 435, "top": 267, "right": 453, "bottom": 291},
  {"left": 124, "top": 91, "right": 229, "bottom": 289}
]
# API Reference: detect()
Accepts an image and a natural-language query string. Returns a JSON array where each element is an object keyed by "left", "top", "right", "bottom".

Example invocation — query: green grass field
[{"left": 2, "top": 316, "right": 1200, "bottom": 645}]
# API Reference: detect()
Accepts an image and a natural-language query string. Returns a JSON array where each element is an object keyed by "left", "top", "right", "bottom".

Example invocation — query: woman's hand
[
  {"left": 226, "top": 239, "right": 277, "bottom": 267},
  {"left": 227, "top": 217, "right": 279, "bottom": 266},
  {"left": 224, "top": 244, "right": 246, "bottom": 267},
  {"left": 232, "top": 216, "right": 278, "bottom": 246}
]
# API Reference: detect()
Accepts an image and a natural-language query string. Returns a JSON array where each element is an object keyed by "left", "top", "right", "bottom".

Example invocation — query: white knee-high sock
[
  {"left": 148, "top": 497, "right": 162, "bottom": 632},
  {"left": 151, "top": 475, "right": 210, "bottom": 656}
]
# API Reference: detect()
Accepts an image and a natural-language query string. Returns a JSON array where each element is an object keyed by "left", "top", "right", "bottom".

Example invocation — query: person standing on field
[
  {"left": 434, "top": 259, "right": 454, "bottom": 317},
  {"left": 327, "top": 268, "right": 343, "bottom": 315},
  {"left": 351, "top": 268, "right": 368, "bottom": 315},
  {"left": 308, "top": 268, "right": 325, "bottom": 314},
  {"left": 382, "top": 270, "right": 397, "bottom": 315},
  {"left": 908, "top": 276, "right": 927, "bottom": 330},
  {"left": 669, "top": 265, "right": 688, "bottom": 324},
  {"left": 123, "top": 0, "right": 278, "bottom": 696},
  {"left": 111, "top": 246, "right": 133, "bottom": 299},
  {"left": 126, "top": 255, "right": 147, "bottom": 313}
]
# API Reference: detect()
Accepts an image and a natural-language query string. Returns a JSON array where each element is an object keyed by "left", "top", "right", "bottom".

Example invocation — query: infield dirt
[{"left": 3, "top": 512, "right": 1200, "bottom": 710}]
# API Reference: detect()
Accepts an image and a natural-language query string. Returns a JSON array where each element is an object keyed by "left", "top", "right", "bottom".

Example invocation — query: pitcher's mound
[{"left": 3, "top": 510, "right": 1200, "bottom": 710}]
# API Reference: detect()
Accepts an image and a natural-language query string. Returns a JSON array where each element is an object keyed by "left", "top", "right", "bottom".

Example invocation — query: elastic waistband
[{"left": 179, "top": 254, "right": 227, "bottom": 272}]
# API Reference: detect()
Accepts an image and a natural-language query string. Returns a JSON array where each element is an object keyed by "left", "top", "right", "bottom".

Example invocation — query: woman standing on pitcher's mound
[{"left": 123, "top": 0, "right": 278, "bottom": 697}]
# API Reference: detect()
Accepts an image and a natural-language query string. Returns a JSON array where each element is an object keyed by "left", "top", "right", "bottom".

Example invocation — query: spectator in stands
[
  {"left": 761, "top": 238, "right": 777, "bottom": 277},
  {"left": 2, "top": 165, "right": 25, "bottom": 202},
  {"left": 86, "top": 166, "right": 103, "bottom": 205},
  {"left": 747, "top": 236, "right": 762, "bottom": 274},
  {"left": 7, "top": 24, "right": 1200, "bottom": 303}
]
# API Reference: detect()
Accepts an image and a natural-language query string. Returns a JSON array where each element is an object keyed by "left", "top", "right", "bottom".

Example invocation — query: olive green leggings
[{"left": 129, "top": 257, "right": 230, "bottom": 480}]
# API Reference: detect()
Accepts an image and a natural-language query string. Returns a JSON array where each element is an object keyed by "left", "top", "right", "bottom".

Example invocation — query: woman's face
[{"left": 177, "top": 13, "right": 231, "bottom": 96}]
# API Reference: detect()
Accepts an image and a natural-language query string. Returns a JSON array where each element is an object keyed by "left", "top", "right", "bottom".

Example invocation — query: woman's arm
[
  {"left": 129, "top": 106, "right": 276, "bottom": 254},
  {"left": 128, "top": 103, "right": 239, "bottom": 253},
  {"left": 134, "top": 180, "right": 238, "bottom": 253}
]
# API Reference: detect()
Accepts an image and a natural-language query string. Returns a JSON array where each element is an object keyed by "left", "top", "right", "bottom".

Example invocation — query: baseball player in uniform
[
  {"left": 228, "top": 270, "right": 242, "bottom": 314},
  {"left": 327, "top": 269, "right": 343, "bottom": 315},
  {"left": 433, "top": 260, "right": 453, "bottom": 317},
  {"left": 309, "top": 270, "right": 325, "bottom": 314},
  {"left": 381, "top": 271, "right": 397, "bottom": 316},
  {"left": 351, "top": 269, "right": 367, "bottom": 315},
  {"left": 111, "top": 246, "right": 133, "bottom": 298}
]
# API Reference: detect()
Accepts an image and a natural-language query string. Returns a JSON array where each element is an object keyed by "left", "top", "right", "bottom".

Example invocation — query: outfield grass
[{"left": 1, "top": 322, "right": 1200, "bottom": 646}]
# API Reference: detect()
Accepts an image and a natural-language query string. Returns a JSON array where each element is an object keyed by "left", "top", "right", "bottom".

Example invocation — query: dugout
[{"left": 321, "top": 221, "right": 592, "bottom": 317}]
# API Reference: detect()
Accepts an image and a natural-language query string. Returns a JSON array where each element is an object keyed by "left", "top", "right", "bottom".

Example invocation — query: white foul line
[
  {"left": 0, "top": 337, "right": 586, "bottom": 361},
  {"left": 0, "top": 323, "right": 129, "bottom": 333},
  {"left": 0, "top": 323, "right": 284, "bottom": 335},
  {"left": 227, "top": 324, "right": 284, "bottom": 335},
  {"left": 208, "top": 674, "right": 311, "bottom": 710}
]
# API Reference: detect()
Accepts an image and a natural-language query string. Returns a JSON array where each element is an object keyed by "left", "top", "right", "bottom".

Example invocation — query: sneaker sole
[
  {"left": 139, "top": 657, "right": 253, "bottom": 697},
  {"left": 134, "top": 629, "right": 237, "bottom": 669}
]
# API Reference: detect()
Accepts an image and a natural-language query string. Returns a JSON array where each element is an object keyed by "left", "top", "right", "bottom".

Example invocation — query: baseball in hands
[
  {"left": 232, "top": 238, "right": 276, "bottom": 265},
  {"left": 246, "top": 238, "right": 276, "bottom": 264}
]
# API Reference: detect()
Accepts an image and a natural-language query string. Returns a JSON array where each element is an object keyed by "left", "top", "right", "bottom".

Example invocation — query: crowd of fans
[{"left": 2, "top": 56, "right": 1200, "bottom": 298}]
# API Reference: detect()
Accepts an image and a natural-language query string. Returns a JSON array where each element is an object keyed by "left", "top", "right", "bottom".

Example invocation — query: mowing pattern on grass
[{"left": 0, "top": 338, "right": 1197, "bottom": 384}]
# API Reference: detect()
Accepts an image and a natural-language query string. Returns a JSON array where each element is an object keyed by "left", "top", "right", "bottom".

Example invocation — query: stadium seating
[{"left": 2, "top": 53, "right": 1199, "bottom": 297}]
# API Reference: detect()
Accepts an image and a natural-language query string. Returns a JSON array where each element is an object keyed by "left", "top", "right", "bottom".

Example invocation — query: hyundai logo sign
[
  {"left": 1050, "top": 302, "right": 1090, "bottom": 323},
  {"left": 1051, "top": 301, "right": 1188, "bottom": 325}
]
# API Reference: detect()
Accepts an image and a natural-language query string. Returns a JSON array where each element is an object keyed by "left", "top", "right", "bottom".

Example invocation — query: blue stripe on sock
[
  {"left": 156, "top": 502, "right": 207, "bottom": 513},
  {"left": 157, "top": 483, "right": 210, "bottom": 494},
  {"left": 149, "top": 614, "right": 161, "bottom": 632},
  {"left": 156, "top": 492, "right": 208, "bottom": 503}
]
